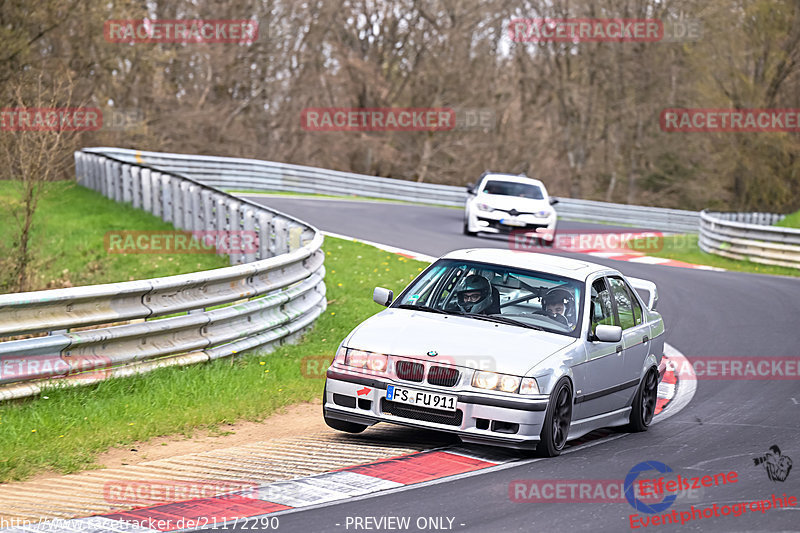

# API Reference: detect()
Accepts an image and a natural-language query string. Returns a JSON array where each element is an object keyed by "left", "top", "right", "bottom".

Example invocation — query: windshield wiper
[{"left": 465, "top": 314, "right": 544, "bottom": 331}]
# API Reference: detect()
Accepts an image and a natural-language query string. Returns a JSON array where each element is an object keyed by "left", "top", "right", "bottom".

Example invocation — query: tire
[
  {"left": 626, "top": 367, "right": 658, "bottom": 432},
  {"left": 537, "top": 377, "right": 573, "bottom": 457},
  {"left": 322, "top": 385, "right": 368, "bottom": 433},
  {"left": 463, "top": 220, "right": 477, "bottom": 236}
]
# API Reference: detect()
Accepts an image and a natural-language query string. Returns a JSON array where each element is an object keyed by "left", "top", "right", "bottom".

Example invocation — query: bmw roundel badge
[{"left": 427, "top": 350, "right": 438, "bottom": 357}]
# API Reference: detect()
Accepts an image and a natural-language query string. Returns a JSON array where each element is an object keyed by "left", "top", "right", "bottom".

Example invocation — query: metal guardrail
[
  {"left": 85, "top": 147, "right": 702, "bottom": 233},
  {"left": 0, "top": 151, "right": 326, "bottom": 400},
  {"left": 699, "top": 210, "right": 800, "bottom": 269}
]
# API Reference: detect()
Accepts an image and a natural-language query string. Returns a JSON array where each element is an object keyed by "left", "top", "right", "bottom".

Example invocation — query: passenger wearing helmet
[
  {"left": 537, "top": 287, "right": 574, "bottom": 327},
  {"left": 456, "top": 274, "right": 497, "bottom": 315}
]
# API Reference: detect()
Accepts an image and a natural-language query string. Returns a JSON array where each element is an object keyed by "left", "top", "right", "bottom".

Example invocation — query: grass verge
[
  {"left": 0, "top": 236, "right": 428, "bottom": 481},
  {"left": 775, "top": 209, "right": 800, "bottom": 229},
  {"left": 0, "top": 180, "right": 229, "bottom": 293},
  {"left": 654, "top": 234, "right": 800, "bottom": 277}
]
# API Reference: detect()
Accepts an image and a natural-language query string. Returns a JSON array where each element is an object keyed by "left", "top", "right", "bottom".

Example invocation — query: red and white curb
[
  {"left": 584, "top": 250, "right": 724, "bottom": 271},
  {"left": 3, "top": 346, "right": 694, "bottom": 533},
  {"left": 324, "top": 230, "right": 724, "bottom": 272}
]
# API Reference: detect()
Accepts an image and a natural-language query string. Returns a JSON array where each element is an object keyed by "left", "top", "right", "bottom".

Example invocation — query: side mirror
[
  {"left": 466, "top": 187, "right": 475, "bottom": 195},
  {"left": 549, "top": 197, "right": 559, "bottom": 205},
  {"left": 594, "top": 325, "right": 622, "bottom": 343},
  {"left": 373, "top": 287, "right": 393, "bottom": 307}
]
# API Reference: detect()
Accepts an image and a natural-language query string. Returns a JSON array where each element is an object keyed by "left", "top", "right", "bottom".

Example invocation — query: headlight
[
  {"left": 345, "top": 349, "right": 369, "bottom": 368},
  {"left": 344, "top": 348, "right": 387, "bottom": 373},
  {"left": 367, "top": 353, "right": 388, "bottom": 372},
  {"left": 472, "top": 371, "right": 521, "bottom": 393},
  {"left": 476, "top": 202, "right": 492, "bottom": 212},
  {"left": 335, "top": 345, "right": 349, "bottom": 364},
  {"left": 534, "top": 210, "right": 551, "bottom": 218},
  {"left": 519, "top": 377, "right": 540, "bottom": 395}
]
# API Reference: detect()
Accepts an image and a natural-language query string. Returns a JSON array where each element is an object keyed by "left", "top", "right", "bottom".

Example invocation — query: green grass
[
  {"left": 652, "top": 234, "right": 800, "bottom": 277},
  {"left": 0, "top": 181, "right": 229, "bottom": 293},
  {"left": 775, "top": 209, "right": 800, "bottom": 229},
  {"left": 0, "top": 236, "right": 427, "bottom": 481}
]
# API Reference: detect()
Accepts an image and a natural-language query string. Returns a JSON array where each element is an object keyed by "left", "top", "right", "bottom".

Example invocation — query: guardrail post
[
  {"left": 121, "top": 164, "right": 133, "bottom": 204},
  {"left": 242, "top": 208, "right": 256, "bottom": 263},
  {"left": 131, "top": 166, "right": 142, "bottom": 209},
  {"left": 172, "top": 180, "right": 184, "bottom": 229},
  {"left": 257, "top": 211, "right": 273, "bottom": 260},
  {"left": 273, "top": 217, "right": 288, "bottom": 255},
  {"left": 159, "top": 173, "right": 172, "bottom": 221},
  {"left": 227, "top": 200, "right": 243, "bottom": 264},
  {"left": 111, "top": 161, "right": 123, "bottom": 203},
  {"left": 190, "top": 185, "right": 203, "bottom": 232},
  {"left": 102, "top": 159, "right": 113, "bottom": 197}
]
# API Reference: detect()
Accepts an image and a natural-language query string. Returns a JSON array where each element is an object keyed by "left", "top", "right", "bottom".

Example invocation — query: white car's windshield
[
  {"left": 482, "top": 180, "right": 544, "bottom": 199},
  {"left": 393, "top": 259, "right": 583, "bottom": 337}
]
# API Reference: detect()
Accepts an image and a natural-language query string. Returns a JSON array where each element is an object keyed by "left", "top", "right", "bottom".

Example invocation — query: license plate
[
  {"left": 386, "top": 385, "right": 457, "bottom": 412},
  {"left": 500, "top": 217, "right": 526, "bottom": 227}
]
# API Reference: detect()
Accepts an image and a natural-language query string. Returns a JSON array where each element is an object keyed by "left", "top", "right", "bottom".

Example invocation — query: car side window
[
  {"left": 590, "top": 278, "right": 615, "bottom": 334},
  {"left": 608, "top": 277, "right": 643, "bottom": 330}
]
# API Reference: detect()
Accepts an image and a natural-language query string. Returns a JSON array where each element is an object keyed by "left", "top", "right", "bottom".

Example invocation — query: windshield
[
  {"left": 393, "top": 259, "right": 583, "bottom": 337},
  {"left": 482, "top": 180, "right": 544, "bottom": 199}
]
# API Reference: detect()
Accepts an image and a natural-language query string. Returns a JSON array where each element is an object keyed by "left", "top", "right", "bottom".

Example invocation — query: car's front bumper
[
  {"left": 474, "top": 212, "right": 556, "bottom": 237},
  {"left": 324, "top": 368, "right": 550, "bottom": 449}
]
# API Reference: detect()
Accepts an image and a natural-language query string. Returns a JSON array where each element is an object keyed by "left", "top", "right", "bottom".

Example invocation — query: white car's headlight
[
  {"left": 334, "top": 345, "right": 348, "bottom": 364},
  {"left": 476, "top": 202, "right": 492, "bottom": 212},
  {"left": 472, "top": 371, "right": 521, "bottom": 393},
  {"left": 534, "top": 210, "right": 551, "bottom": 218},
  {"left": 519, "top": 377, "right": 540, "bottom": 395},
  {"left": 343, "top": 349, "right": 388, "bottom": 373}
]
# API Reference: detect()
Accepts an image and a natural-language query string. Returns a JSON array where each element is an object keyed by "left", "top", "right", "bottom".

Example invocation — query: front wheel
[
  {"left": 463, "top": 220, "right": 477, "bottom": 236},
  {"left": 537, "top": 377, "right": 573, "bottom": 457},
  {"left": 626, "top": 367, "right": 658, "bottom": 432}
]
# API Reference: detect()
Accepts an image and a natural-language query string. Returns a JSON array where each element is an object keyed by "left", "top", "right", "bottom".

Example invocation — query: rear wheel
[
  {"left": 626, "top": 367, "right": 658, "bottom": 432},
  {"left": 537, "top": 378, "right": 573, "bottom": 457},
  {"left": 322, "top": 385, "right": 368, "bottom": 433}
]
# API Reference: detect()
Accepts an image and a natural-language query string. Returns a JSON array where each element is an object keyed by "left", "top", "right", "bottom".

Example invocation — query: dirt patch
[
  {"left": 97, "top": 400, "right": 327, "bottom": 468},
  {"left": 18, "top": 400, "right": 327, "bottom": 485}
]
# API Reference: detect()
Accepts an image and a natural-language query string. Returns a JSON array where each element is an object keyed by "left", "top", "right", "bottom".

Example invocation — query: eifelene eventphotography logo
[{"left": 753, "top": 445, "right": 793, "bottom": 482}]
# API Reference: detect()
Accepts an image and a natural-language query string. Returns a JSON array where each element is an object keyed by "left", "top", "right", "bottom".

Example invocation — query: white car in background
[{"left": 464, "top": 173, "right": 558, "bottom": 242}]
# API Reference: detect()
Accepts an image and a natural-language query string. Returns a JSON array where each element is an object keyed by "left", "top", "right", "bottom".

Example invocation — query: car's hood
[
  {"left": 478, "top": 194, "right": 551, "bottom": 213},
  {"left": 344, "top": 308, "right": 576, "bottom": 376}
]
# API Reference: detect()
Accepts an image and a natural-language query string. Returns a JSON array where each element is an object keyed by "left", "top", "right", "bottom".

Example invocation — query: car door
[
  {"left": 573, "top": 277, "right": 627, "bottom": 419},
  {"left": 607, "top": 276, "right": 650, "bottom": 406}
]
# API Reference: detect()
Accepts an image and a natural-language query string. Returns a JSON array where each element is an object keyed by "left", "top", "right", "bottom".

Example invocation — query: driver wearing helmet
[
  {"left": 540, "top": 287, "right": 574, "bottom": 327},
  {"left": 456, "top": 274, "right": 496, "bottom": 315}
]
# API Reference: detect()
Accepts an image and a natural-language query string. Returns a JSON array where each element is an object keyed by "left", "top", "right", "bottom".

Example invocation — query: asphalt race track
[{"left": 224, "top": 196, "right": 800, "bottom": 532}]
